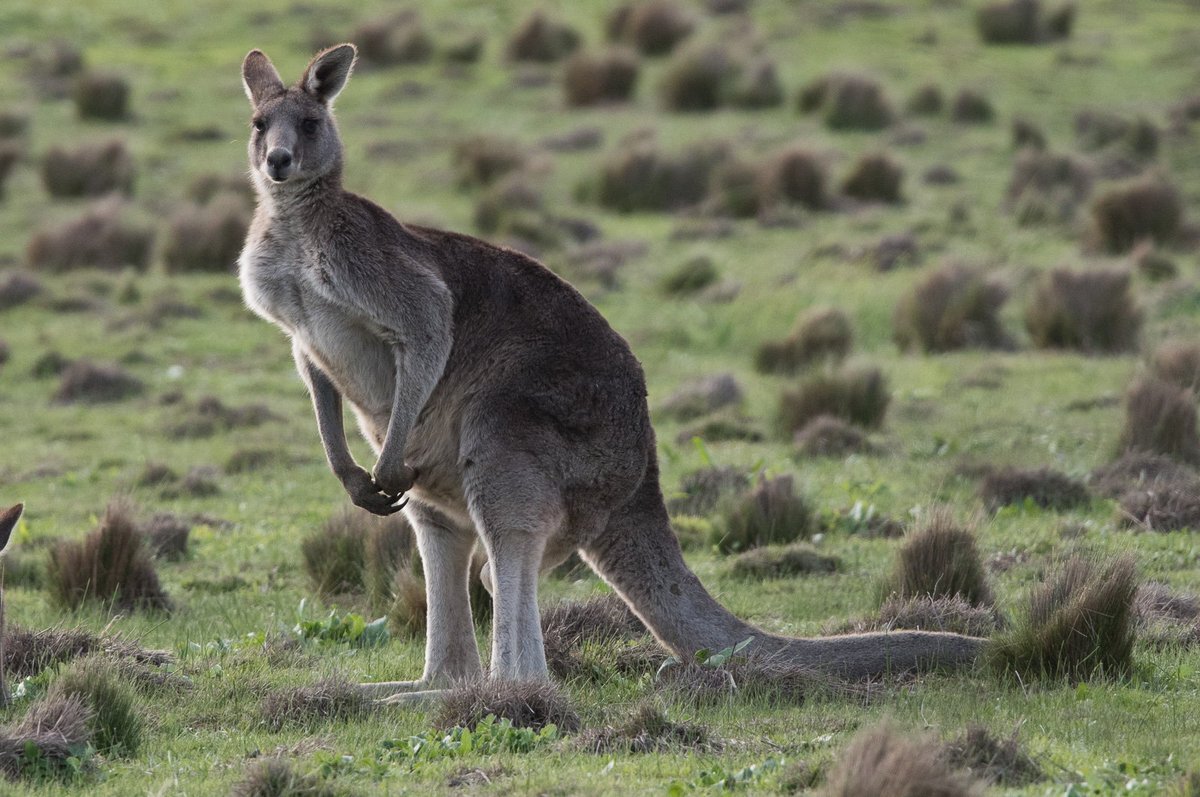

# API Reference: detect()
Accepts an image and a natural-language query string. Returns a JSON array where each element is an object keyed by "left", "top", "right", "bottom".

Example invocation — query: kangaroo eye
[
  {"left": 301, "top": 118, "right": 320, "bottom": 135},
  {"left": 252, "top": 118, "right": 266, "bottom": 132}
]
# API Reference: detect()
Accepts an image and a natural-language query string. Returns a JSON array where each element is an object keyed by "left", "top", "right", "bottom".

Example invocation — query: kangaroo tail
[{"left": 581, "top": 466, "right": 983, "bottom": 681}]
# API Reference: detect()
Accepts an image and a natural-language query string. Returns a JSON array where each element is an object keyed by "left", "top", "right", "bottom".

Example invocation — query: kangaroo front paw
[
  {"left": 341, "top": 467, "right": 407, "bottom": 516},
  {"left": 372, "top": 462, "right": 417, "bottom": 499}
]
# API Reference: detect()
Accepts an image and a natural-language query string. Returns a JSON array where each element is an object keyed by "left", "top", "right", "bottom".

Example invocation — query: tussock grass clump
[
  {"left": 354, "top": 12, "right": 434, "bottom": 67},
  {"left": 261, "top": 676, "right": 370, "bottom": 731},
  {"left": 659, "top": 255, "right": 718, "bottom": 295},
  {"left": 944, "top": 725, "right": 1043, "bottom": 787},
  {"left": 755, "top": 306, "right": 853, "bottom": 375},
  {"left": 161, "top": 195, "right": 249, "bottom": 274},
  {"left": 1120, "top": 480, "right": 1200, "bottom": 532},
  {"left": 1011, "top": 117, "right": 1047, "bottom": 150},
  {"left": 4, "top": 627, "right": 171, "bottom": 680},
  {"left": 580, "top": 705, "right": 715, "bottom": 754},
  {"left": 1090, "top": 176, "right": 1183, "bottom": 253},
  {"left": 51, "top": 360, "right": 144, "bottom": 404},
  {"left": 302, "top": 510, "right": 369, "bottom": 597},
  {"left": 988, "top": 554, "right": 1137, "bottom": 682},
  {"left": 841, "top": 153, "right": 903, "bottom": 203},
  {"left": 608, "top": 0, "right": 696, "bottom": 56},
  {"left": 881, "top": 512, "right": 994, "bottom": 608},
  {"left": 26, "top": 200, "right": 153, "bottom": 272},
  {"left": 230, "top": 757, "right": 338, "bottom": 797},
  {"left": 666, "top": 466, "right": 749, "bottom": 517},
  {"left": 1075, "top": 110, "right": 1159, "bottom": 157},
  {"left": 728, "top": 58, "right": 783, "bottom": 109},
  {"left": 47, "top": 656, "right": 140, "bottom": 755},
  {"left": 657, "top": 43, "right": 735, "bottom": 113},
  {"left": 436, "top": 679, "right": 580, "bottom": 733},
  {"left": 729, "top": 543, "right": 839, "bottom": 579},
  {"left": 1006, "top": 149, "right": 1092, "bottom": 224},
  {"left": 541, "top": 593, "right": 646, "bottom": 668},
  {"left": 452, "top": 136, "right": 527, "bottom": 188},
  {"left": 0, "top": 695, "right": 92, "bottom": 781},
  {"left": 658, "top": 373, "right": 742, "bottom": 421},
  {"left": 73, "top": 71, "right": 129, "bottom": 120},
  {"left": 0, "top": 142, "right": 21, "bottom": 199},
  {"left": 1025, "top": 268, "right": 1141, "bottom": 354},
  {"left": 893, "top": 264, "right": 1010, "bottom": 353},
  {"left": 1133, "top": 582, "right": 1200, "bottom": 646},
  {"left": 756, "top": 145, "right": 827, "bottom": 210},
  {"left": 1116, "top": 376, "right": 1200, "bottom": 464},
  {"left": 1152, "top": 340, "right": 1200, "bottom": 393},
  {"left": 165, "top": 395, "right": 277, "bottom": 439},
  {"left": 594, "top": 138, "right": 728, "bottom": 212},
  {"left": 1132, "top": 242, "right": 1177, "bottom": 281},
  {"left": 506, "top": 10, "right": 580, "bottom": 63},
  {"left": 675, "top": 410, "right": 763, "bottom": 445},
  {"left": 563, "top": 49, "right": 639, "bottom": 107},
  {"left": 655, "top": 655, "right": 823, "bottom": 707},
  {"left": 0, "top": 271, "right": 44, "bottom": 311},
  {"left": 41, "top": 140, "right": 134, "bottom": 198},
  {"left": 708, "top": 158, "right": 761, "bottom": 218},
  {"left": 1091, "top": 452, "right": 1196, "bottom": 498},
  {"left": 473, "top": 173, "right": 542, "bottom": 234},
  {"left": 951, "top": 89, "right": 994, "bottom": 124},
  {"left": 140, "top": 513, "right": 190, "bottom": 560},
  {"left": 799, "top": 73, "right": 894, "bottom": 131},
  {"left": 905, "top": 83, "right": 943, "bottom": 116},
  {"left": 822, "top": 721, "right": 985, "bottom": 797},
  {"left": 778, "top": 366, "right": 890, "bottom": 435},
  {"left": 834, "top": 595, "right": 999, "bottom": 638},
  {"left": 976, "top": 0, "right": 1049, "bottom": 45},
  {"left": 0, "top": 109, "right": 29, "bottom": 138},
  {"left": 48, "top": 500, "right": 170, "bottom": 612},
  {"left": 979, "top": 467, "right": 1090, "bottom": 512},
  {"left": 794, "top": 415, "right": 873, "bottom": 457},
  {"left": 711, "top": 474, "right": 813, "bottom": 554}
]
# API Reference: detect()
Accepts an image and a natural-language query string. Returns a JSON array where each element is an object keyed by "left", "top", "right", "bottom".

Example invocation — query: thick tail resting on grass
[{"left": 582, "top": 474, "right": 984, "bottom": 680}]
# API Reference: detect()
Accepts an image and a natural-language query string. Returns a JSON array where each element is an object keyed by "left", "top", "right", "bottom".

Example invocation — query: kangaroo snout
[{"left": 265, "top": 148, "right": 293, "bottom": 181}]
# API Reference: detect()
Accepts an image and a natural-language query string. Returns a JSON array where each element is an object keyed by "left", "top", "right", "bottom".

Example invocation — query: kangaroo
[
  {"left": 238, "top": 44, "right": 983, "bottom": 698},
  {"left": 0, "top": 504, "right": 21, "bottom": 708}
]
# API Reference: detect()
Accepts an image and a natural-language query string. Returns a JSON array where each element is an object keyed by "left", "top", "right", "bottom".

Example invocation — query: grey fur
[{"left": 238, "top": 45, "right": 984, "bottom": 691}]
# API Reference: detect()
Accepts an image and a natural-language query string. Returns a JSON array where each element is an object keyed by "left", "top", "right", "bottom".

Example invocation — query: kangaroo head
[{"left": 241, "top": 44, "right": 356, "bottom": 190}]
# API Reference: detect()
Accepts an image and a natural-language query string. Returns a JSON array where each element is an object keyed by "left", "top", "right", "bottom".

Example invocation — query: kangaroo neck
[{"left": 257, "top": 169, "right": 344, "bottom": 232}]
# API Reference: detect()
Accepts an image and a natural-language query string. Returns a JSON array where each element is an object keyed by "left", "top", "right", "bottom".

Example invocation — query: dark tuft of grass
[
  {"left": 1024, "top": 268, "right": 1141, "bottom": 354},
  {"left": 4, "top": 626, "right": 171, "bottom": 680},
  {"left": 666, "top": 466, "right": 749, "bottom": 517},
  {"left": 506, "top": 10, "right": 580, "bottom": 63},
  {"left": 976, "top": 0, "right": 1042, "bottom": 45},
  {"left": 893, "top": 263, "right": 1010, "bottom": 353},
  {"left": 563, "top": 49, "right": 639, "bottom": 107},
  {"left": 164, "top": 395, "right": 277, "bottom": 439},
  {"left": 0, "top": 694, "right": 92, "bottom": 781},
  {"left": 436, "top": 679, "right": 580, "bottom": 733},
  {"left": 1091, "top": 452, "right": 1197, "bottom": 498},
  {"left": 659, "top": 254, "right": 718, "bottom": 295},
  {"left": 1150, "top": 339, "right": 1200, "bottom": 393},
  {"left": 756, "top": 145, "right": 827, "bottom": 211},
  {"left": 778, "top": 365, "right": 890, "bottom": 435},
  {"left": 800, "top": 73, "right": 894, "bottom": 131},
  {"left": 47, "top": 499, "right": 171, "bottom": 612},
  {"left": 1006, "top": 149, "right": 1092, "bottom": 224},
  {"left": 354, "top": 12, "right": 434, "bottom": 67},
  {"left": 579, "top": 704, "right": 716, "bottom": 754},
  {"left": 711, "top": 474, "right": 813, "bottom": 554},
  {"left": 832, "top": 595, "right": 999, "bottom": 638},
  {"left": 841, "top": 152, "right": 903, "bottom": 203},
  {"left": 727, "top": 57, "right": 784, "bottom": 109},
  {"left": 880, "top": 512, "right": 994, "bottom": 608},
  {"left": 987, "top": 553, "right": 1137, "bottom": 682},
  {"left": 40, "top": 140, "right": 134, "bottom": 198},
  {"left": 26, "top": 199, "right": 153, "bottom": 273},
  {"left": 594, "top": 137, "right": 728, "bottom": 213},
  {"left": 822, "top": 721, "right": 985, "bottom": 797},
  {"left": 452, "top": 136, "right": 527, "bottom": 188},
  {"left": 1116, "top": 376, "right": 1200, "bottom": 464},
  {"left": 944, "top": 725, "right": 1043, "bottom": 787},
  {"left": 51, "top": 360, "right": 143, "bottom": 405},
  {"left": 301, "top": 510, "right": 368, "bottom": 598},
  {"left": 905, "top": 83, "right": 943, "bottom": 116},
  {"left": 950, "top": 89, "right": 994, "bottom": 124},
  {"left": 755, "top": 306, "right": 853, "bottom": 375},
  {"left": 0, "top": 271, "right": 43, "bottom": 311},
  {"left": 260, "top": 676, "right": 371, "bottom": 731},
  {"left": 729, "top": 543, "right": 839, "bottom": 579},
  {"left": 794, "top": 415, "right": 873, "bottom": 458},
  {"left": 658, "top": 373, "right": 742, "bottom": 422},
  {"left": 608, "top": 0, "right": 696, "bottom": 56},
  {"left": 47, "top": 655, "right": 140, "bottom": 755},
  {"left": 1011, "top": 117, "right": 1047, "bottom": 149},
  {"left": 73, "top": 71, "right": 130, "bottom": 120},
  {"left": 979, "top": 467, "right": 1090, "bottom": 513},
  {"left": 1090, "top": 175, "right": 1183, "bottom": 254},
  {"left": 657, "top": 43, "right": 734, "bottom": 112},
  {"left": 162, "top": 195, "right": 249, "bottom": 274},
  {"left": 230, "top": 757, "right": 340, "bottom": 797},
  {"left": 1119, "top": 480, "right": 1200, "bottom": 532}
]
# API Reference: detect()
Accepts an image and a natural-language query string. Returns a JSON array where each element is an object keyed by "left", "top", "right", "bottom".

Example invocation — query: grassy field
[{"left": 2, "top": 0, "right": 1200, "bottom": 793}]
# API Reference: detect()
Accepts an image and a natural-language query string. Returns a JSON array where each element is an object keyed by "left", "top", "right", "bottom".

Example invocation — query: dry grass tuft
[
  {"left": 51, "top": 360, "right": 144, "bottom": 404},
  {"left": 832, "top": 595, "right": 999, "bottom": 638},
  {"left": 666, "top": 466, "right": 749, "bottom": 517},
  {"left": 260, "top": 676, "right": 371, "bottom": 731},
  {"left": 1119, "top": 480, "right": 1200, "bottom": 532},
  {"left": 794, "top": 415, "right": 873, "bottom": 458},
  {"left": 729, "top": 543, "right": 839, "bottom": 579},
  {"left": 47, "top": 655, "right": 141, "bottom": 755},
  {"left": 608, "top": 0, "right": 696, "bottom": 56},
  {"left": 1151, "top": 339, "right": 1200, "bottom": 393},
  {"left": 452, "top": 136, "right": 527, "bottom": 188},
  {"left": 230, "top": 757, "right": 339, "bottom": 797},
  {"left": 594, "top": 138, "right": 728, "bottom": 212},
  {"left": 40, "top": 140, "right": 134, "bottom": 198},
  {"left": 354, "top": 12, "right": 434, "bottom": 67},
  {"left": 659, "top": 254, "right": 718, "bottom": 295},
  {"left": 1024, "top": 268, "right": 1141, "bottom": 354},
  {"left": 657, "top": 43, "right": 736, "bottom": 112},
  {"left": 951, "top": 89, "right": 994, "bottom": 124},
  {"left": 893, "top": 263, "right": 1010, "bottom": 353},
  {"left": 778, "top": 365, "right": 891, "bottom": 435},
  {"left": 47, "top": 499, "right": 171, "bottom": 612},
  {"left": 162, "top": 195, "right": 249, "bottom": 274},
  {"left": 506, "top": 10, "right": 580, "bottom": 63},
  {"left": 0, "top": 695, "right": 92, "bottom": 781},
  {"left": 436, "top": 679, "right": 580, "bottom": 733},
  {"left": 579, "top": 704, "right": 716, "bottom": 754},
  {"left": 755, "top": 306, "right": 852, "bottom": 375},
  {"left": 73, "top": 71, "right": 129, "bottom": 120},
  {"left": 4, "top": 626, "right": 171, "bottom": 680},
  {"left": 712, "top": 474, "right": 813, "bottom": 554},
  {"left": 1133, "top": 582, "right": 1200, "bottom": 649},
  {"left": 1075, "top": 110, "right": 1159, "bottom": 158},
  {"left": 1116, "top": 376, "right": 1200, "bottom": 464},
  {"left": 1091, "top": 452, "right": 1197, "bottom": 498},
  {"left": 0, "top": 142, "right": 21, "bottom": 200},
  {"left": 165, "top": 394, "right": 277, "bottom": 439},
  {"left": 563, "top": 49, "right": 639, "bottom": 107},
  {"left": 0, "top": 271, "right": 43, "bottom": 311},
  {"left": 302, "top": 510, "right": 368, "bottom": 598},
  {"left": 541, "top": 594, "right": 645, "bottom": 648},
  {"left": 976, "top": 0, "right": 1043, "bottom": 45},
  {"left": 658, "top": 373, "right": 743, "bottom": 421},
  {"left": 800, "top": 73, "right": 895, "bottom": 131},
  {"left": 728, "top": 58, "right": 784, "bottom": 109},
  {"left": 1006, "top": 149, "right": 1092, "bottom": 225},
  {"left": 988, "top": 553, "right": 1137, "bottom": 682},
  {"left": 979, "top": 467, "right": 1090, "bottom": 512},
  {"left": 1132, "top": 242, "right": 1177, "bottom": 281},
  {"left": 881, "top": 512, "right": 994, "bottom": 608},
  {"left": 906, "top": 83, "right": 943, "bottom": 116},
  {"left": 1090, "top": 176, "right": 1183, "bottom": 254},
  {"left": 943, "top": 725, "right": 1043, "bottom": 786},
  {"left": 27, "top": 200, "right": 153, "bottom": 273},
  {"left": 841, "top": 152, "right": 903, "bottom": 203},
  {"left": 1011, "top": 117, "right": 1047, "bottom": 150},
  {"left": 756, "top": 145, "right": 827, "bottom": 211},
  {"left": 656, "top": 655, "right": 826, "bottom": 707},
  {"left": 821, "top": 721, "right": 985, "bottom": 796}
]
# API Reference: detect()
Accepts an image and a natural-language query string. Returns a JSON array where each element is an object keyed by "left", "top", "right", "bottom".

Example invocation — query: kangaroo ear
[
  {"left": 0, "top": 504, "right": 22, "bottom": 554},
  {"left": 302, "top": 43, "right": 356, "bottom": 105},
  {"left": 242, "top": 49, "right": 284, "bottom": 107}
]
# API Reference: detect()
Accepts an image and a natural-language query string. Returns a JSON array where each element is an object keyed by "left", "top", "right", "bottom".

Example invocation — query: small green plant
[
  {"left": 656, "top": 636, "right": 754, "bottom": 679},
  {"left": 292, "top": 601, "right": 389, "bottom": 648},
  {"left": 381, "top": 715, "right": 560, "bottom": 764}
]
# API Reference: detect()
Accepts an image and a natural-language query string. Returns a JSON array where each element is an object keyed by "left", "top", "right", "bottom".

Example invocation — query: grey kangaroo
[{"left": 238, "top": 44, "right": 983, "bottom": 698}]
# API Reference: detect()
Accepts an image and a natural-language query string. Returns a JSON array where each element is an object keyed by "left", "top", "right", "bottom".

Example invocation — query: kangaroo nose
[{"left": 265, "top": 148, "right": 293, "bottom": 179}]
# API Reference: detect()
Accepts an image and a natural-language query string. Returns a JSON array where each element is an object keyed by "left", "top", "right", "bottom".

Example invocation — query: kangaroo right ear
[
  {"left": 0, "top": 504, "right": 22, "bottom": 554},
  {"left": 242, "top": 49, "right": 285, "bottom": 107},
  {"left": 301, "top": 43, "right": 357, "bottom": 105}
]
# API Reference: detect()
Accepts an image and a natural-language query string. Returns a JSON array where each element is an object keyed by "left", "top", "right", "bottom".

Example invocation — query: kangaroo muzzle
[{"left": 265, "top": 147, "right": 294, "bottom": 182}]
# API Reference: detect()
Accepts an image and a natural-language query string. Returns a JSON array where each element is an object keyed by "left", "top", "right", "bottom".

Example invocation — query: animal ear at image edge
[
  {"left": 242, "top": 49, "right": 285, "bottom": 107},
  {"left": 0, "top": 504, "right": 23, "bottom": 555},
  {"left": 301, "top": 43, "right": 357, "bottom": 106}
]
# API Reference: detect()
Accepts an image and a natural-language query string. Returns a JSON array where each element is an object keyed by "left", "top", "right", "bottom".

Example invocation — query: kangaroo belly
[{"left": 298, "top": 310, "right": 395, "bottom": 434}]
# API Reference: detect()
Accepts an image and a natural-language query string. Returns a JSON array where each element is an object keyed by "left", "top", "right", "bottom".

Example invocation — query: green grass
[{"left": 1, "top": 0, "right": 1200, "bottom": 793}]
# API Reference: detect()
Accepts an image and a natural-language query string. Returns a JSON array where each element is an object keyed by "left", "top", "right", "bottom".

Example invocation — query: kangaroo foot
[
  {"left": 357, "top": 680, "right": 428, "bottom": 698},
  {"left": 375, "top": 688, "right": 447, "bottom": 706}
]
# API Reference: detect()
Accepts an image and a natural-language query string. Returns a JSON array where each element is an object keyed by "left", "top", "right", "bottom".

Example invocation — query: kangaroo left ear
[
  {"left": 0, "top": 504, "right": 22, "bottom": 554},
  {"left": 301, "top": 43, "right": 357, "bottom": 105}
]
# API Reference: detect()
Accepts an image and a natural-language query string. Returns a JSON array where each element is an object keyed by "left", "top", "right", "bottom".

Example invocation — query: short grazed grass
[{"left": 1, "top": 0, "right": 1200, "bottom": 794}]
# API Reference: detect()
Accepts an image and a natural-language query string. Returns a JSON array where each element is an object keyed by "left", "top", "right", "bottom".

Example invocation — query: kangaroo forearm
[
  {"left": 295, "top": 346, "right": 357, "bottom": 479},
  {"left": 376, "top": 342, "right": 449, "bottom": 472}
]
